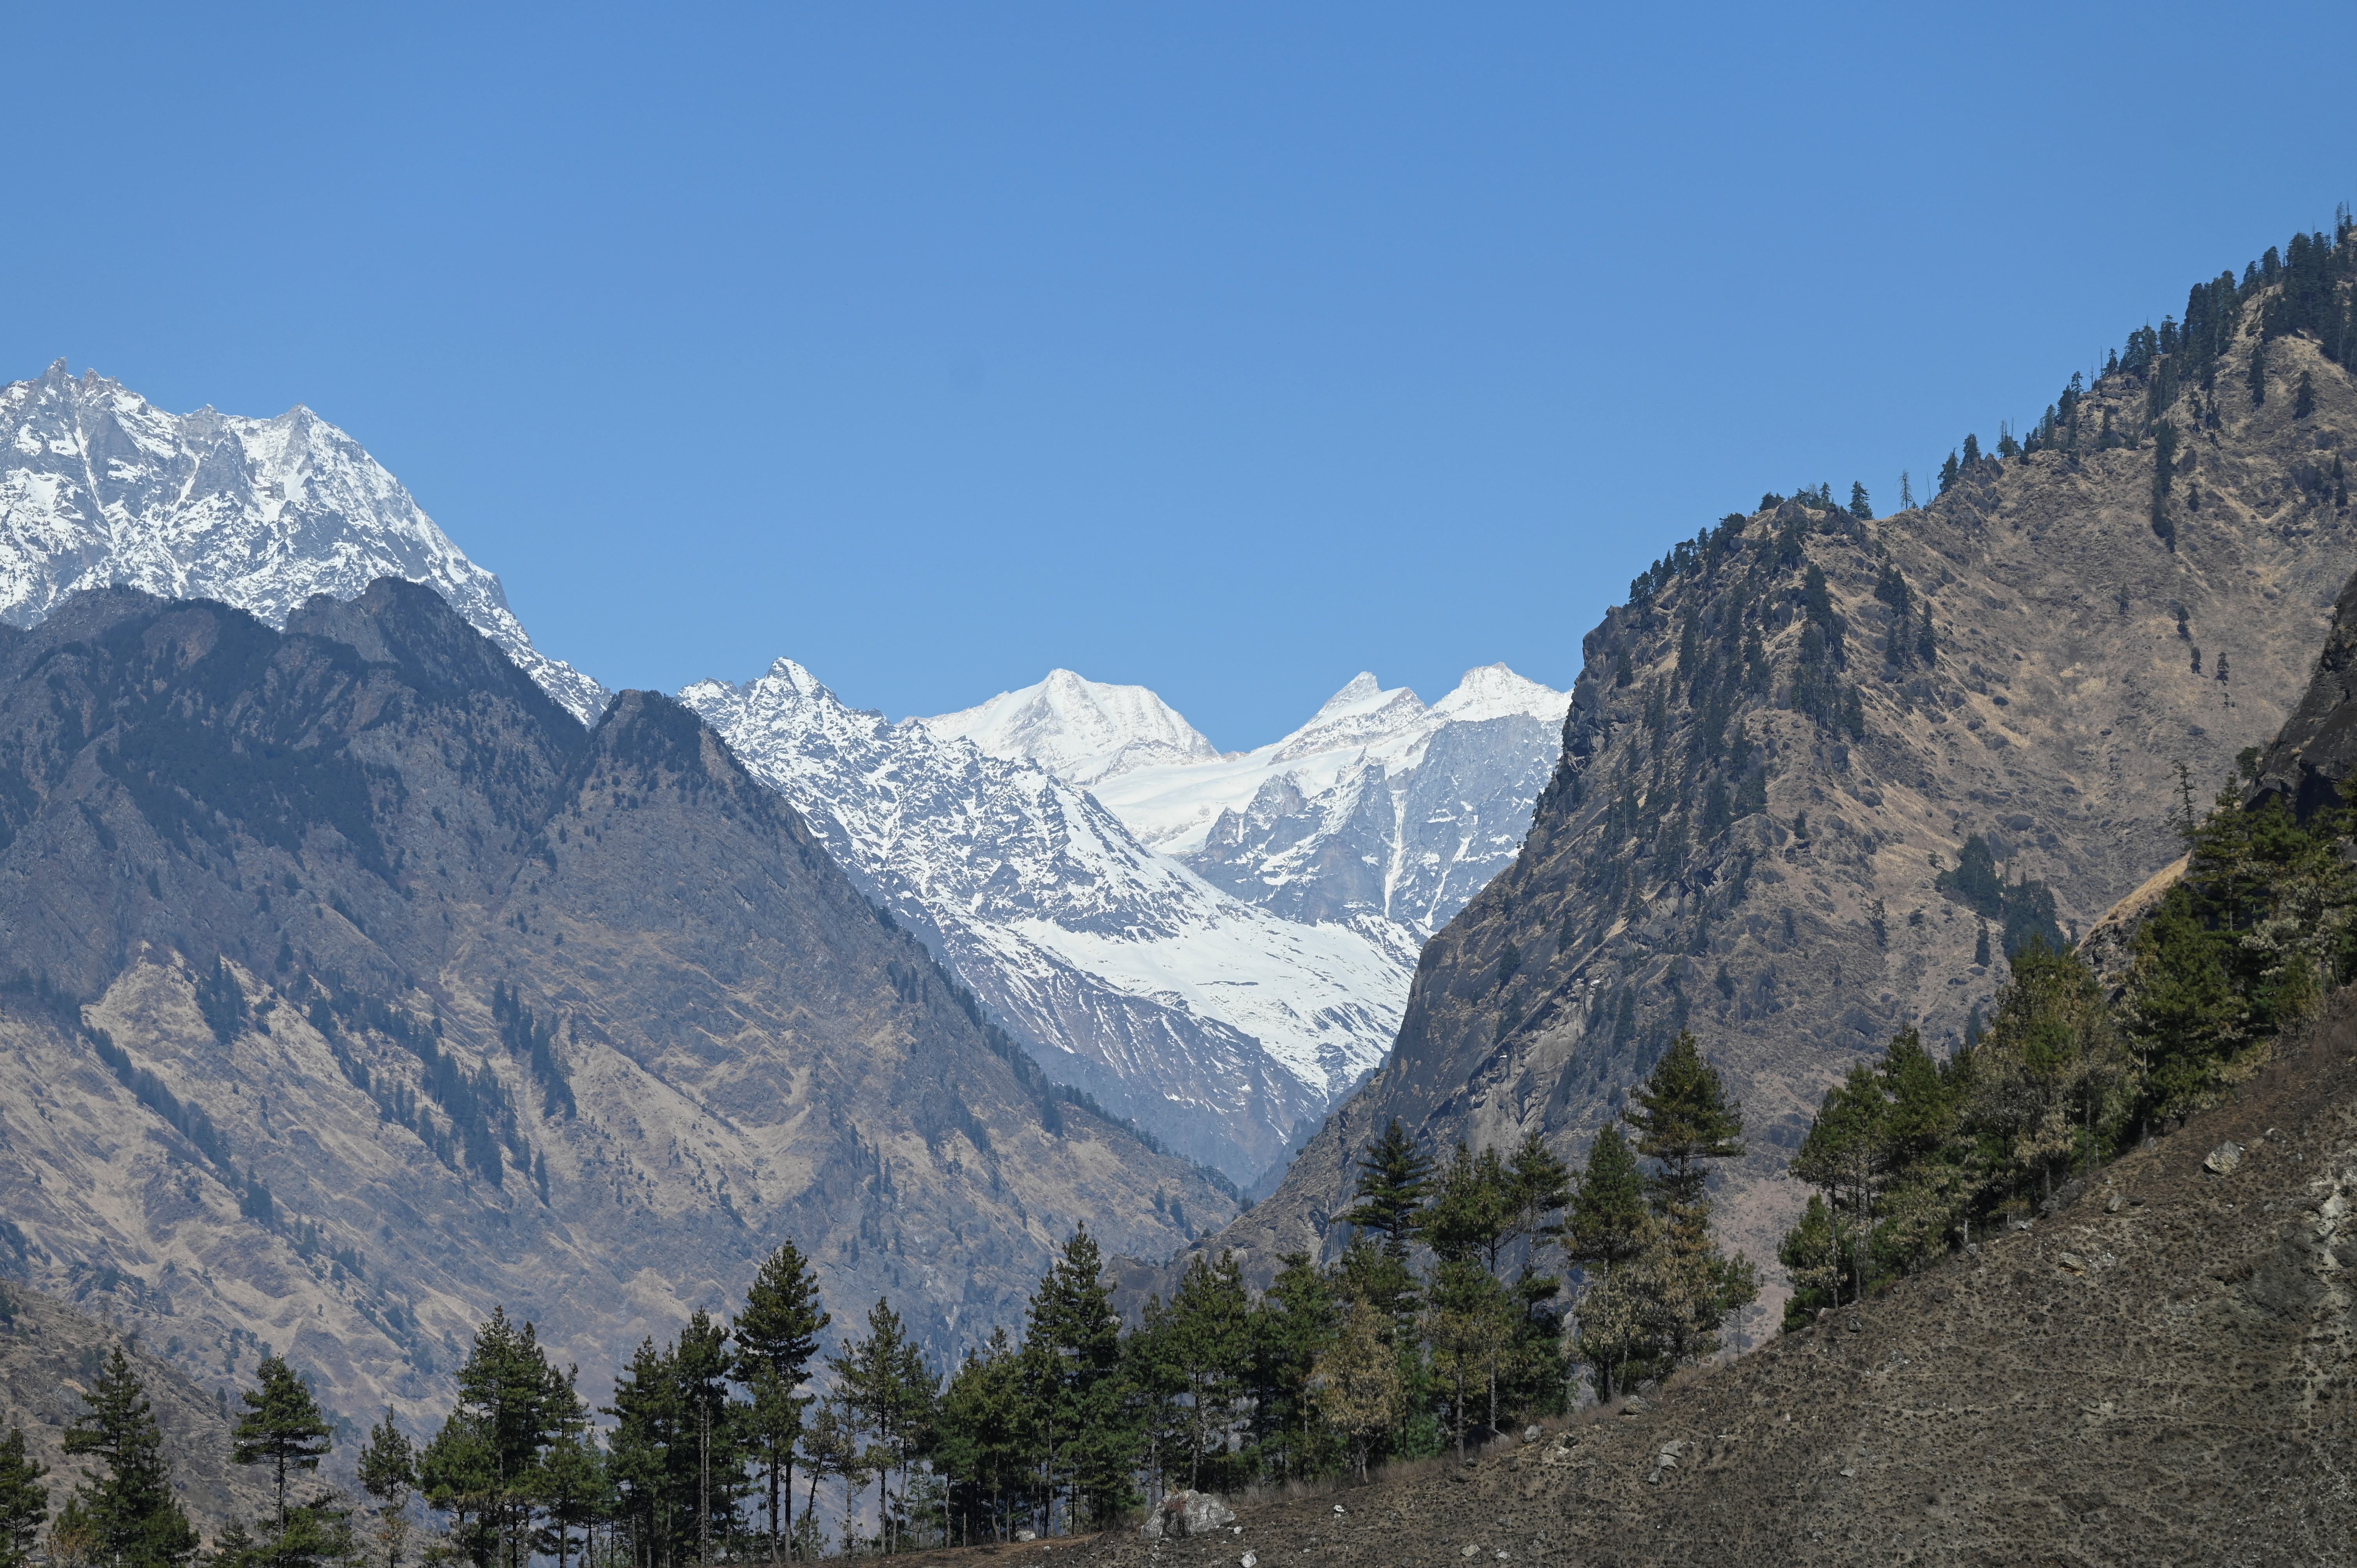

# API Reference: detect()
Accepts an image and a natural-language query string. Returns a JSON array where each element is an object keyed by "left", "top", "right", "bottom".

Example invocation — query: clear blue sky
[{"left": 5, "top": 4, "right": 2352, "bottom": 747}]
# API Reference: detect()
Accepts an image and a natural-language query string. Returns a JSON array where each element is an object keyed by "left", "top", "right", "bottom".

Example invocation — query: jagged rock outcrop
[
  {"left": 2252, "top": 559, "right": 2357, "bottom": 816},
  {"left": 0, "top": 581, "right": 1230, "bottom": 1431},
  {"left": 1194, "top": 265, "right": 2357, "bottom": 1315}
]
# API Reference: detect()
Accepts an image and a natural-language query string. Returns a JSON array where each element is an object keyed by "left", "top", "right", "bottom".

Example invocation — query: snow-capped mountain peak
[
  {"left": 1273, "top": 673, "right": 1429, "bottom": 763},
  {"left": 0, "top": 362, "right": 608, "bottom": 722},
  {"left": 922, "top": 667, "right": 1220, "bottom": 786},
  {"left": 1432, "top": 662, "right": 1574, "bottom": 726}
]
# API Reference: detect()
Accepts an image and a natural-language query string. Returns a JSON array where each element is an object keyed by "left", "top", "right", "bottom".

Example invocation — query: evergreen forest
[{"left": 0, "top": 1041, "right": 1761, "bottom": 1562}]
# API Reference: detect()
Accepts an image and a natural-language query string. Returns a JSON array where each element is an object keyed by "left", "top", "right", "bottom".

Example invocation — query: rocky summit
[{"left": 1204, "top": 262, "right": 2357, "bottom": 1313}]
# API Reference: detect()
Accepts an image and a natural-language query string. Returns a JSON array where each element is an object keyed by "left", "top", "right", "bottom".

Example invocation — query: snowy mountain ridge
[
  {"left": 680, "top": 659, "right": 1416, "bottom": 1181},
  {"left": 936, "top": 663, "right": 1572, "bottom": 941},
  {"left": 0, "top": 361, "right": 608, "bottom": 722}
]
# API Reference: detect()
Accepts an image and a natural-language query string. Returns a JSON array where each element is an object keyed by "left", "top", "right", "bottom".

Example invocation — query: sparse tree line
[
  {"left": 1777, "top": 755, "right": 2356, "bottom": 1325},
  {"left": 0, "top": 1038, "right": 1764, "bottom": 1562}
]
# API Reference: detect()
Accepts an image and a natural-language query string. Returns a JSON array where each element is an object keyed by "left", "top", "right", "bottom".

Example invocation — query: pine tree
[
  {"left": 1937, "top": 451, "right": 1959, "bottom": 494},
  {"left": 1961, "top": 433, "right": 1981, "bottom": 467},
  {"left": 233, "top": 1356, "right": 334, "bottom": 1531},
  {"left": 1623, "top": 1033, "right": 1744, "bottom": 1214},
  {"left": 1018, "top": 1228, "right": 1126, "bottom": 1534},
  {"left": 57, "top": 1349, "right": 197, "bottom": 1568},
  {"left": 0, "top": 1428, "right": 46, "bottom": 1568},
  {"left": 733, "top": 1240, "right": 828, "bottom": 1559},
  {"left": 1245, "top": 1254, "right": 1339, "bottom": 1484},
  {"left": 1338, "top": 1120, "right": 1431, "bottom": 1260},
  {"left": 1562, "top": 1126, "right": 1652, "bottom": 1402},
  {"left": 1422, "top": 1260, "right": 1513, "bottom": 1460},
  {"left": 2250, "top": 341, "right": 2267, "bottom": 407},
  {"left": 1414, "top": 1144, "right": 1509, "bottom": 1270},
  {"left": 1503, "top": 1133, "right": 1573, "bottom": 1267},
  {"left": 2295, "top": 370, "right": 2316, "bottom": 419},
  {"left": 527, "top": 1432, "right": 606, "bottom": 1568},
  {"left": 1161, "top": 1254, "right": 1249, "bottom": 1491},
  {"left": 1619, "top": 1035, "right": 1757, "bottom": 1368},
  {"left": 670, "top": 1311, "right": 742, "bottom": 1563},
  {"left": 197, "top": 957, "right": 246, "bottom": 1044},
  {"left": 357, "top": 1411, "right": 417, "bottom": 1568},
  {"left": 935, "top": 1329, "right": 1025, "bottom": 1545},
  {"left": 1848, "top": 481, "right": 1871, "bottom": 519},
  {"left": 827, "top": 1298, "right": 935, "bottom": 1554},
  {"left": 1974, "top": 919, "right": 1991, "bottom": 967},
  {"left": 439, "top": 1308, "right": 574, "bottom": 1568}
]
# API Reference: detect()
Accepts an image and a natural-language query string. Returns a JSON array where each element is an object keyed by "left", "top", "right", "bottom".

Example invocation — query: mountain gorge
[
  {"left": 0, "top": 581, "right": 1230, "bottom": 1428},
  {"left": 1208, "top": 230, "right": 2357, "bottom": 1315}
]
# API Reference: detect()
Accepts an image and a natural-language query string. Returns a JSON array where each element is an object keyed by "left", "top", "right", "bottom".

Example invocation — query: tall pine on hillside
[{"left": 57, "top": 1349, "right": 197, "bottom": 1568}]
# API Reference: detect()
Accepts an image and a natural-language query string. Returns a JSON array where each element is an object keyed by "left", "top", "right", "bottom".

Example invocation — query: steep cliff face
[
  {"left": 2252, "top": 557, "right": 2357, "bottom": 816},
  {"left": 0, "top": 582, "right": 1231, "bottom": 1429},
  {"left": 1204, "top": 286, "right": 2357, "bottom": 1305}
]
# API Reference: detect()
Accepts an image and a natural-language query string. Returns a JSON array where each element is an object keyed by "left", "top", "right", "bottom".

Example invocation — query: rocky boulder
[{"left": 1141, "top": 1489, "right": 1238, "bottom": 1540}]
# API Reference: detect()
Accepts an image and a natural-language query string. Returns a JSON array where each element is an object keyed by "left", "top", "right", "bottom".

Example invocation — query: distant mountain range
[{"left": 0, "top": 361, "right": 1565, "bottom": 1190}]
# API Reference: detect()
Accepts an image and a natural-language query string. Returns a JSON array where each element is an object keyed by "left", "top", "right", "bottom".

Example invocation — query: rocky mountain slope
[
  {"left": 0, "top": 1281, "right": 267, "bottom": 1538},
  {"left": 1203, "top": 237, "right": 2357, "bottom": 1312},
  {"left": 1068, "top": 992, "right": 2357, "bottom": 1566},
  {"left": 0, "top": 361, "right": 608, "bottom": 722},
  {"left": 936, "top": 665, "right": 1571, "bottom": 941},
  {"left": 678, "top": 662, "right": 1412, "bottom": 1184},
  {"left": 0, "top": 581, "right": 1230, "bottom": 1430}
]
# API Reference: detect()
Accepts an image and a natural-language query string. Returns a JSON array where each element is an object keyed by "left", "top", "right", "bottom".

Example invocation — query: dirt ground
[{"left": 894, "top": 993, "right": 2357, "bottom": 1566}]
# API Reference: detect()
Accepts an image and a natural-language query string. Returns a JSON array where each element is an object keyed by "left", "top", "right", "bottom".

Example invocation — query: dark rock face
[
  {"left": 0, "top": 581, "right": 1230, "bottom": 1428},
  {"left": 2253, "top": 563, "right": 2357, "bottom": 817},
  {"left": 1190, "top": 320, "right": 2357, "bottom": 1318}
]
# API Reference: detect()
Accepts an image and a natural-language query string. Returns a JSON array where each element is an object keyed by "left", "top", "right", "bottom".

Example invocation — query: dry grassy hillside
[
  {"left": 942, "top": 989, "right": 2357, "bottom": 1565},
  {"left": 0, "top": 1282, "right": 267, "bottom": 1539}
]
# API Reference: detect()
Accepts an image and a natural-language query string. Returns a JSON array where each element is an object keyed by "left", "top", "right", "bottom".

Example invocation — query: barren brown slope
[
  {"left": 1011, "top": 994, "right": 2357, "bottom": 1567},
  {"left": 1194, "top": 291, "right": 2357, "bottom": 1318},
  {"left": 0, "top": 1281, "right": 268, "bottom": 1538}
]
